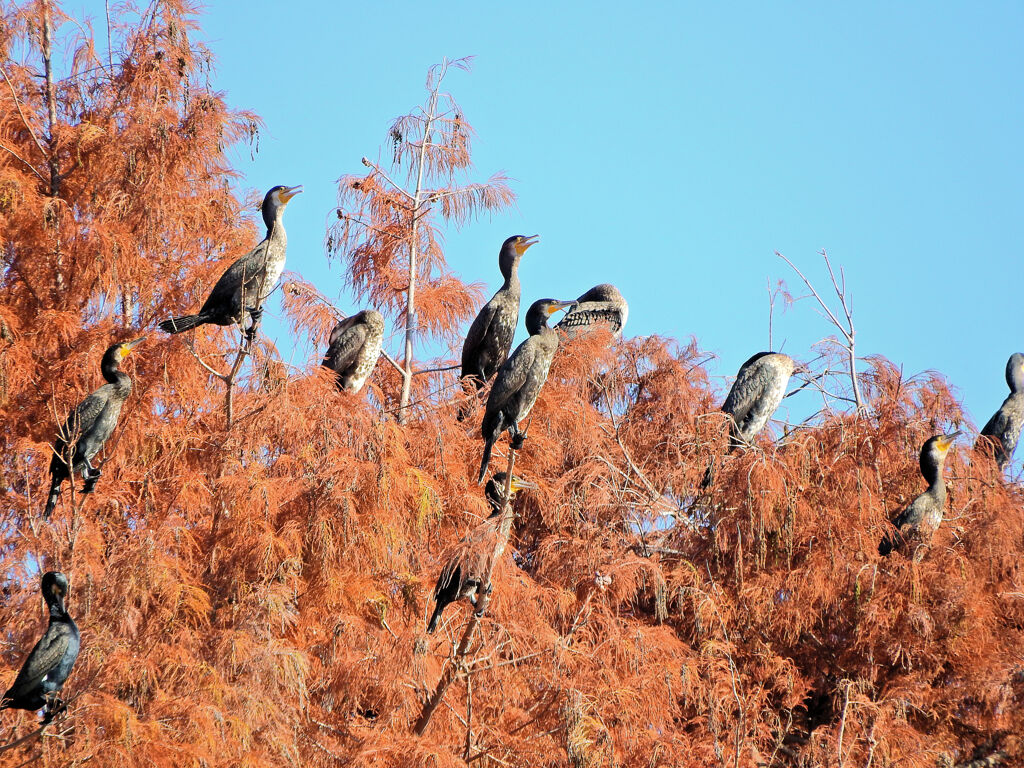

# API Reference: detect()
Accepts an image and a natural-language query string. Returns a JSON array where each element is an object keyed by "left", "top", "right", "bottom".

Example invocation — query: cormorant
[
  {"left": 721, "top": 352, "right": 798, "bottom": 450},
  {"left": 321, "top": 310, "right": 384, "bottom": 393},
  {"left": 159, "top": 185, "right": 302, "bottom": 334},
  {"left": 555, "top": 283, "right": 628, "bottom": 339},
  {"left": 44, "top": 338, "right": 145, "bottom": 519},
  {"left": 427, "top": 473, "right": 535, "bottom": 633},
  {"left": 460, "top": 235, "right": 539, "bottom": 390},
  {"left": 977, "top": 353, "right": 1024, "bottom": 470},
  {"left": 1, "top": 572, "right": 80, "bottom": 723},
  {"left": 879, "top": 431, "right": 960, "bottom": 557},
  {"left": 478, "top": 298, "right": 575, "bottom": 482}
]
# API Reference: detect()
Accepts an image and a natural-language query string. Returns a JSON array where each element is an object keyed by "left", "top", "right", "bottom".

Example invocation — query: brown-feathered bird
[
  {"left": 977, "top": 352, "right": 1024, "bottom": 470},
  {"left": 478, "top": 298, "right": 574, "bottom": 482},
  {"left": 321, "top": 310, "right": 384, "bottom": 393},
  {"left": 879, "top": 431, "right": 960, "bottom": 556},
  {"left": 555, "top": 283, "right": 628, "bottom": 339},
  {"left": 427, "top": 473, "right": 534, "bottom": 634}
]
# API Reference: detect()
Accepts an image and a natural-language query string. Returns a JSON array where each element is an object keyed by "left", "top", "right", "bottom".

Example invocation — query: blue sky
[{"left": 69, "top": 2, "right": 1023, "bottom": 464}]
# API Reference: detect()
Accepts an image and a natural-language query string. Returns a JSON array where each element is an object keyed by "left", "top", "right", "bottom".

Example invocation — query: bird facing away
[
  {"left": 427, "top": 473, "right": 535, "bottom": 634},
  {"left": 460, "top": 235, "right": 539, "bottom": 391},
  {"left": 159, "top": 185, "right": 302, "bottom": 334},
  {"left": 555, "top": 283, "right": 629, "bottom": 339},
  {"left": 879, "top": 431, "right": 960, "bottom": 557},
  {"left": 321, "top": 310, "right": 385, "bottom": 393},
  {"left": 1, "top": 572, "right": 80, "bottom": 724},
  {"left": 721, "top": 352, "right": 798, "bottom": 451},
  {"left": 44, "top": 338, "right": 145, "bottom": 519},
  {"left": 977, "top": 352, "right": 1024, "bottom": 470},
  {"left": 478, "top": 298, "right": 575, "bottom": 483}
]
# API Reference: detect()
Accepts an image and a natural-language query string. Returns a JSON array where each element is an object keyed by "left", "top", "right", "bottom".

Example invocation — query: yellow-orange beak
[
  {"left": 936, "top": 431, "right": 961, "bottom": 452},
  {"left": 514, "top": 235, "right": 540, "bottom": 255},
  {"left": 509, "top": 475, "right": 538, "bottom": 493},
  {"left": 120, "top": 336, "right": 146, "bottom": 358},
  {"left": 546, "top": 300, "right": 576, "bottom": 316},
  {"left": 279, "top": 185, "right": 303, "bottom": 203}
]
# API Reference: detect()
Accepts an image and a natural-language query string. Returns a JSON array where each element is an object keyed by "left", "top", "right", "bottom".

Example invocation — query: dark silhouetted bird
[
  {"left": 1, "top": 572, "right": 80, "bottom": 723},
  {"left": 427, "top": 473, "right": 534, "bottom": 633},
  {"left": 977, "top": 353, "right": 1024, "bottom": 470},
  {"left": 322, "top": 310, "right": 385, "bottom": 393},
  {"left": 879, "top": 432, "right": 960, "bottom": 557},
  {"left": 44, "top": 338, "right": 145, "bottom": 519},
  {"left": 159, "top": 185, "right": 301, "bottom": 334},
  {"left": 460, "top": 235, "right": 539, "bottom": 391},
  {"left": 555, "top": 283, "right": 628, "bottom": 339},
  {"left": 478, "top": 298, "right": 574, "bottom": 482}
]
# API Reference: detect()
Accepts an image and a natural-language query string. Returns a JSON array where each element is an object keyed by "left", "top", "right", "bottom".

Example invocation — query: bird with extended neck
[
  {"left": 478, "top": 298, "right": 575, "bottom": 482},
  {"left": 1, "top": 572, "right": 80, "bottom": 724},
  {"left": 977, "top": 352, "right": 1024, "bottom": 470},
  {"left": 159, "top": 185, "right": 302, "bottom": 335},
  {"left": 460, "top": 235, "right": 539, "bottom": 401},
  {"left": 427, "top": 473, "right": 536, "bottom": 634},
  {"left": 44, "top": 337, "right": 145, "bottom": 519},
  {"left": 879, "top": 431, "right": 960, "bottom": 557}
]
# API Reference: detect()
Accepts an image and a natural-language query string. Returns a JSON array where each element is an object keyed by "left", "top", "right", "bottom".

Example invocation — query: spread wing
[
  {"left": 487, "top": 341, "right": 537, "bottom": 413},
  {"left": 7, "top": 625, "right": 70, "bottom": 698},
  {"left": 323, "top": 317, "right": 369, "bottom": 373}
]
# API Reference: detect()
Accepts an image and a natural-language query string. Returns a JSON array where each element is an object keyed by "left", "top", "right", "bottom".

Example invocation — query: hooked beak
[
  {"left": 121, "top": 336, "right": 147, "bottom": 357},
  {"left": 546, "top": 300, "right": 576, "bottom": 317},
  {"left": 280, "top": 185, "right": 303, "bottom": 203},
  {"left": 937, "top": 431, "right": 962, "bottom": 451},
  {"left": 509, "top": 475, "right": 538, "bottom": 493},
  {"left": 515, "top": 235, "right": 540, "bottom": 255}
]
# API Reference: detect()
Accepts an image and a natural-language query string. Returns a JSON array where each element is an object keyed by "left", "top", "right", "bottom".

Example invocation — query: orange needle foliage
[{"left": 0, "top": 4, "right": 1021, "bottom": 768}]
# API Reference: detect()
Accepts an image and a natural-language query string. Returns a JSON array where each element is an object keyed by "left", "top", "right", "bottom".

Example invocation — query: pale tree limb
[{"left": 413, "top": 445, "right": 518, "bottom": 737}]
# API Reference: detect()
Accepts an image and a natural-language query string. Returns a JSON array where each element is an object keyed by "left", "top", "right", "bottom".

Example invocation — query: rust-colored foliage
[{"left": 0, "top": 4, "right": 1021, "bottom": 768}]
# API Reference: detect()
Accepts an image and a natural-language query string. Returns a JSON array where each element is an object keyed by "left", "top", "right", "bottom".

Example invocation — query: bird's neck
[
  {"left": 100, "top": 361, "right": 131, "bottom": 388},
  {"left": 47, "top": 600, "right": 67, "bottom": 620},
  {"left": 266, "top": 215, "right": 287, "bottom": 245},
  {"left": 500, "top": 268, "right": 520, "bottom": 293},
  {"left": 921, "top": 459, "right": 944, "bottom": 491}
]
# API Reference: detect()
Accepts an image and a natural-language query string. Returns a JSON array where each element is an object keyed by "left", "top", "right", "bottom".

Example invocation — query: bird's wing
[
  {"left": 487, "top": 341, "right": 537, "bottom": 412},
  {"left": 891, "top": 497, "right": 923, "bottom": 530},
  {"left": 202, "top": 241, "right": 268, "bottom": 309},
  {"left": 434, "top": 552, "right": 466, "bottom": 599},
  {"left": 461, "top": 302, "right": 500, "bottom": 369},
  {"left": 324, "top": 319, "right": 369, "bottom": 372},
  {"left": 57, "top": 390, "right": 107, "bottom": 448},
  {"left": 8, "top": 625, "right": 70, "bottom": 696},
  {"left": 721, "top": 361, "right": 766, "bottom": 423},
  {"left": 557, "top": 305, "right": 623, "bottom": 334},
  {"left": 980, "top": 406, "right": 1009, "bottom": 439}
]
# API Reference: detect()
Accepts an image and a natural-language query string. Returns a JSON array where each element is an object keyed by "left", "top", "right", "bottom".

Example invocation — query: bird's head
[
  {"left": 101, "top": 337, "right": 145, "bottom": 372},
  {"left": 485, "top": 472, "right": 537, "bottom": 512},
  {"left": 1006, "top": 352, "right": 1024, "bottom": 393},
  {"left": 525, "top": 298, "right": 576, "bottom": 334},
  {"left": 261, "top": 185, "right": 302, "bottom": 228},
  {"left": 41, "top": 571, "right": 69, "bottom": 608},
  {"left": 920, "top": 431, "right": 961, "bottom": 475},
  {"left": 498, "top": 235, "right": 539, "bottom": 278}
]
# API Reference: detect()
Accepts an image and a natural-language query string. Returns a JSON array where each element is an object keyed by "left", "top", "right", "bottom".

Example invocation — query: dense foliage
[{"left": 0, "top": 3, "right": 1020, "bottom": 766}]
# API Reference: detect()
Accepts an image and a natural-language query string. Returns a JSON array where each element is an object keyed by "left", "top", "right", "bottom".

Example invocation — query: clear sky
[{"left": 69, "top": 1, "right": 1023, "bottom": 467}]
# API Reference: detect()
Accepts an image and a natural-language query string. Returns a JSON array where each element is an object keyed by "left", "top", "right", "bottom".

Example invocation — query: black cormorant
[
  {"left": 159, "top": 185, "right": 302, "bottom": 334},
  {"left": 555, "top": 283, "right": 628, "bottom": 339},
  {"left": 721, "top": 352, "right": 798, "bottom": 450},
  {"left": 427, "top": 473, "right": 534, "bottom": 633},
  {"left": 478, "top": 298, "right": 574, "bottom": 482},
  {"left": 879, "top": 431, "right": 960, "bottom": 557},
  {"left": 44, "top": 338, "right": 145, "bottom": 519},
  {"left": 321, "top": 310, "right": 384, "bottom": 393},
  {"left": 460, "top": 235, "right": 539, "bottom": 390},
  {"left": 1, "top": 572, "right": 80, "bottom": 723},
  {"left": 978, "top": 352, "right": 1024, "bottom": 470}
]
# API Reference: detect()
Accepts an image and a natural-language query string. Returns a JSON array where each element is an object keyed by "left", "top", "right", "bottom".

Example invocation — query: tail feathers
[
  {"left": 478, "top": 437, "right": 495, "bottom": 484},
  {"left": 43, "top": 476, "right": 62, "bottom": 520},
  {"left": 426, "top": 601, "right": 446, "bottom": 634},
  {"left": 159, "top": 313, "right": 210, "bottom": 334}
]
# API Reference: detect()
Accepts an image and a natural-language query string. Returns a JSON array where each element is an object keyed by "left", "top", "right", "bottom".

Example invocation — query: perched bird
[
  {"left": 1, "top": 572, "right": 80, "bottom": 723},
  {"left": 44, "top": 338, "right": 145, "bottom": 519},
  {"left": 460, "top": 235, "right": 539, "bottom": 391},
  {"left": 879, "top": 431, "right": 960, "bottom": 557},
  {"left": 478, "top": 298, "right": 575, "bottom": 483},
  {"left": 159, "top": 185, "right": 302, "bottom": 334},
  {"left": 555, "top": 283, "right": 629, "bottom": 339},
  {"left": 427, "top": 473, "right": 535, "bottom": 633},
  {"left": 321, "top": 310, "right": 385, "bottom": 393},
  {"left": 977, "top": 353, "right": 1024, "bottom": 470}
]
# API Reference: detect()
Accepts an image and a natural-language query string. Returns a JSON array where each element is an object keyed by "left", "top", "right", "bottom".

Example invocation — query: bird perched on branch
[
  {"left": 322, "top": 310, "right": 384, "bottom": 393},
  {"left": 701, "top": 352, "right": 798, "bottom": 489},
  {"left": 879, "top": 431, "right": 960, "bottom": 557},
  {"left": 460, "top": 235, "right": 539, "bottom": 402},
  {"left": 44, "top": 338, "right": 145, "bottom": 519},
  {"left": 159, "top": 185, "right": 302, "bottom": 335},
  {"left": 1, "top": 572, "right": 80, "bottom": 724},
  {"left": 977, "top": 353, "right": 1024, "bottom": 470},
  {"left": 555, "top": 283, "right": 628, "bottom": 339},
  {"left": 427, "top": 473, "right": 535, "bottom": 633},
  {"left": 478, "top": 298, "right": 575, "bottom": 482}
]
